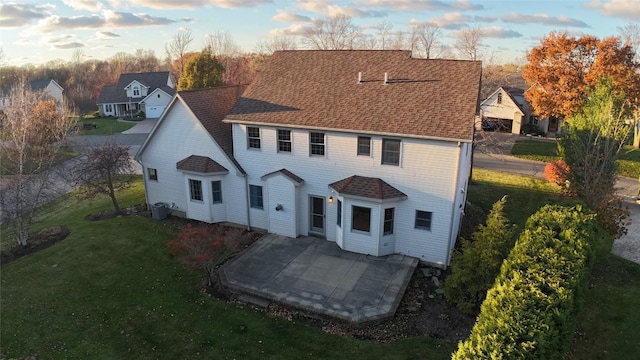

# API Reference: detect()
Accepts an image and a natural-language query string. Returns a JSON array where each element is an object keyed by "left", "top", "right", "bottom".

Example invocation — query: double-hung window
[
  {"left": 415, "top": 210, "right": 432, "bottom": 230},
  {"left": 337, "top": 200, "right": 342, "bottom": 227},
  {"left": 309, "top": 132, "right": 325, "bottom": 156},
  {"left": 383, "top": 208, "right": 394, "bottom": 235},
  {"left": 277, "top": 129, "right": 292, "bottom": 153},
  {"left": 247, "top": 126, "right": 261, "bottom": 149},
  {"left": 352, "top": 206, "right": 371, "bottom": 233},
  {"left": 148, "top": 168, "right": 158, "bottom": 181},
  {"left": 357, "top": 136, "right": 371, "bottom": 156},
  {"left": 211, "top": 181, "right": 222, "bottom": 204},
  {"left": 189, "top": 179, "right": 203, "bottom": 201},
  {"left": 249, "top": 185, "right": 264, "bottom": 209},
  {"left": 382, "top": 139, "right": 401, "bottom": 166}
]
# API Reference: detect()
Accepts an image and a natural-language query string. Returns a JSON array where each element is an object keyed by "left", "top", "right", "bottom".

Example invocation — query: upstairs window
[
  {"left": 247, "top": 126, "right": 261, "bottom": 149},
  {"left": 133, "top": 86, "right": 140, "bottom": 97},
  {"left": 278, "top": 129, "right": 292, "bottom": 153},
  {"left": 357, "top": 136, "right": 371, "bottom": 156},
  {"left": 309, "top": 132, "right": 325, "bottom": 156},
  {"left": 148, "top": 168, "right": 158, "bottom": 181},
  {"left": 497, "top": 92, "right": 503, "bottom": 104},
  {"left": 381, "top": 139, "right": 400, "bottom": 166}
]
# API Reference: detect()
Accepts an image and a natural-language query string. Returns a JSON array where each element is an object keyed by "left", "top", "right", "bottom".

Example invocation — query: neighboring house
[
  {"left": 1, "top": 79, "right": 64, "bottom": 110},
  {"left": 136, "top": 50, "right": 482, "bottom": 267},
  {"left": 97, "top": 71, "right": 176, "bottom": 118},
  {"left": 480, "top": 86, "right": 562, "bottom": 136}
]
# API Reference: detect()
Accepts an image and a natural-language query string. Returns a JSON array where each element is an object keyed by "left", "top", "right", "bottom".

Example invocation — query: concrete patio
[{"left": 220, "top": 234, "right": 418, "bottom": 323}]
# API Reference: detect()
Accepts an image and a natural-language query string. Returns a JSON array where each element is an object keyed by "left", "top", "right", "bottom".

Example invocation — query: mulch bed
[
  {"left": 84, "top": 204, "right": 148, "bottom": 221},
  {"left": 1, "top": 226, "right": 70, "bottom": 265}
]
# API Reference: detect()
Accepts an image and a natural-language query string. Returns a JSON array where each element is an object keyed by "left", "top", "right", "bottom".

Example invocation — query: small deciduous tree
[
  {"left": 544, "top": 159, "right": 570, "bottom": 187},
  {"left": 559, "top": 78, "right": 631, "bottom": 235},
  {"left": 74, "top": 138, "right": 134, "bottom": 214},
  {"left": 443, "top": 196, "right": 517, "bottom": 314},
  {"left": 177, "top": 47, "right": 225, "bottom": 90},
  {"left": 303, "top": 14, "right": 359, "bottom": 50},
  {"left": 0, "top": 79, "right": 76, "bottom": 246},
  {"left": 167, "top": 224, "right": 244, "bottom": 285},
  {"left": 454, "top": 25, "right": 485, "bottom": 61}
]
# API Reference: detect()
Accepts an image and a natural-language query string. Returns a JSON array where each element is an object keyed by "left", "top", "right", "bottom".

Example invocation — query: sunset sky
[{"left": 0, "top": 0, "right": 638, "bottom": 66}]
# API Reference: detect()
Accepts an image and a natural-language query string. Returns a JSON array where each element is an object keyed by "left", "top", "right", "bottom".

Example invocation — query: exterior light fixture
[{"left": 328, "top": 196, "right": 334, "bottom": 204}]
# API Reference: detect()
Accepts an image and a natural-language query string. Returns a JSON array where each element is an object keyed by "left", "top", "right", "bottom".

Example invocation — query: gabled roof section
[
  {"left": 124, "top": 80, "right": 149, "bottom": 90},
  {"left": 176, "top": 155, "right": 228, "bottom": 174},
  {"left": 261, "top": 168, "right": 304, "bottom": 186},
  {"left": 329, "top": 175, "right": 407, "bottom": 200},
  {"left": 480, "top": 86, "right": 526, "bottom": 114},
  {"left": 179, "top": 85, "right": 247, "bottom": 160},
  {"left": 97, "top": 71, "right": 172, "bottom": 104},
  {"left": 140, "top": 87, "right": 175, "bottom": 103},
  {"left": 226, "top": 50, "right": 482, "bottom": 142},
  {"left": 3, "top": 79, "right": 63, "bottom": 96}
]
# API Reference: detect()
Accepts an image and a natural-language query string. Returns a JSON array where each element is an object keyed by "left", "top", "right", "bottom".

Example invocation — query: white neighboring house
[
  {"left": 97, "top": 72, "right": 175, "bottom": 118},
  {"left": 136, "top": 50, "right": 482, "bottom": 267},
  {"left": 480, "top": 86, "right": 562, "bottom": 136},
  {"left": 1, "top": 79, "right": 64, "bottom": 110}
]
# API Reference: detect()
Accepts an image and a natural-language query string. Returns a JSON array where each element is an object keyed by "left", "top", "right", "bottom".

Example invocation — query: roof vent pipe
[
  {"left": 357, "top": 71, "right": 362, "bottom": 84},
  {"left": 384, "top": 72, "right": 388, "bottom": 85}
]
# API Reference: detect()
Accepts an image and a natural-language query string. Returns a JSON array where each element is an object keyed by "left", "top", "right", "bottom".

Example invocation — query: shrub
[
  {"left": 544, "top": 159, "right": 570, "bottom": 187},
  {"left": 453, "top": 204, "right": 600, "bottom": 360},
  {"left": 443, "top": 196, "right": 517, "bottom": 314},
  {"left": 167, "top": 224, "right": 244, "bottom": 285},
  {"left": 457, "top": 202, "right": 487, "bottom": 241}
]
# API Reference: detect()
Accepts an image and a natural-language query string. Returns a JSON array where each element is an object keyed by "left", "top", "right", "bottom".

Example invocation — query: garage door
[{"left": 146, "top": 106, "right": 166, "bottom": 118}]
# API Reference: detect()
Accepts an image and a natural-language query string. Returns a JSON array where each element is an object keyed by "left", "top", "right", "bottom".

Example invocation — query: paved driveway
[{"left": 221, "top": 234, "right": 418, "bottom": 323}]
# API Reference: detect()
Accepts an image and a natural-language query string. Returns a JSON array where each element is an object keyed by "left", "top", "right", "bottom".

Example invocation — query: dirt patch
[{"left": 1, "top": 226, "right": 70, "bottom": 265}]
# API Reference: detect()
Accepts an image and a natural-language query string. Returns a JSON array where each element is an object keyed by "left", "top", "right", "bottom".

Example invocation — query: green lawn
[
  {"left": 78, "top": 117, "right": 136, "bottom": 135},
  {"left": 1, "top": 173, "right": 638, "bottom": 359},
  {"left": 0, "top": 179, "right": 454, "bottom": 359},
  {"left": 511, "top": 139, "right": 640, "bottom": 179}
]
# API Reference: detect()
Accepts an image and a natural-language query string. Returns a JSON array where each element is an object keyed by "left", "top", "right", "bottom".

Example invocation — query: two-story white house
[
  {"left": 1, "top": 79, "right": 64, "bottom": 111},
  {"left": 480, "top": 86, "right": 562, "bottom": 136},
  {"left": 136, "top": 50, "right": 482, "bottom": 267},
  {"left": 97, "top": 72, "right": 175, "bottom": 118}
]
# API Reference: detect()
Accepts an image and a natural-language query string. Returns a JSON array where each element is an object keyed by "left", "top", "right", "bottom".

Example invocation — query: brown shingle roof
[
  {"left": 226, "top": 50, "right": 482, "bottom": 141},
  {"left": 261, "top": 168, "right": 304, "bottom": 185},
  {"left": 179, "top": 85, "right": 246, "bottom": 158},
  {"left": 97, "top": 71, "right": 174, "bottom": 104},
  {"left": 176, "top": 155, "right": 228, "bottom": 174},
  {"left": 329, "top": 175, "right": 407, "bottom": 200}
]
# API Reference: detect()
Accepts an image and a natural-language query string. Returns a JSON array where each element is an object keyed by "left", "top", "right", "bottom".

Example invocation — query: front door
[{"left": 309, "top": 196, "right": 325, "bottom": 235}]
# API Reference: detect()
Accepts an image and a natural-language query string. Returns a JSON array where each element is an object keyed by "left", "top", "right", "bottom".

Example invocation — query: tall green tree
[
  {"left": 443, "top": 196, "right": 517, "bottom": 314},
  {"left": 177, "top": 47, "right": 224, "bottom": 90},
  {"left": 558, "top": 78, "right": 631, "bottom": 235}
]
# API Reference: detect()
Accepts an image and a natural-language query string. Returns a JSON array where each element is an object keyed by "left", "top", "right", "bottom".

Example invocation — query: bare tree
[
  {"left": 618, "top": 23, "right": 640, "bottom": 62},
  {"left": 0, "top": 79, "right": 76, "bottom": 246},
  {"left": 134, "top": 49, "right": 160, "bottom": 72},
  {"left": 254, "top": 36, "right": 298, "bottom": 54},
  {"left": 376, "top": 21, "right": 393, "bottom": 50},
  {"left": 411, "top": 23, "right": 442, "bottom": 59},
  {"left": 165, "top": 28, "right": 194, "bottom": 79},
  {"left": 0, "top": 47, "right": 5, "bottom": 66},
  {"left": 303, "top": 15, "right": 359, "bottom": 50},
  {"left": 455, "top": 25, "right": 485, "bottom": 61},
  {"left": 388, "top": 31, "right": 410, "bottom": 50},
  {"left": 74, "top": 138, "right": 134, "bottom": 214}
]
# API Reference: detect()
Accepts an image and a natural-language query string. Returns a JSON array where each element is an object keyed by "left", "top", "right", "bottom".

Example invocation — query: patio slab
[{"left": 220, "top": 234, "right": 418, "bottom": 323}]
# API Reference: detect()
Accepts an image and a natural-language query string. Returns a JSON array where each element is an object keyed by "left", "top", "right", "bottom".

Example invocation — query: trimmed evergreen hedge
[{"left": 453, "top": 204, "right": 600, "bottom": 359}]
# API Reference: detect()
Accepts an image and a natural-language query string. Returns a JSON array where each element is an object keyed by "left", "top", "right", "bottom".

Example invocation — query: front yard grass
[
  {"left": 78, "top": 116, "right": 136, "bottom": 135},
  {"left": 1, "top": 173, "right": 638, "bottom": 359},
  {"left": 511, "top": 139, "right": 640, "bottom": 179}
]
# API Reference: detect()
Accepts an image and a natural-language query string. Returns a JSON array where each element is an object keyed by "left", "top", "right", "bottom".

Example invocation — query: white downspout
[{"left": 244, "top": 174, "right": 252, "bottom": 231}]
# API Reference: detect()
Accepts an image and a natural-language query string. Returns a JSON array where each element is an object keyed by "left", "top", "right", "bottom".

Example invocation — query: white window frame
[
  {"left": 247, "top": 126, "right": 261, "bottom": 149},
  {"left": 309, "top": 132, "right": 325, "bottom": 156}
]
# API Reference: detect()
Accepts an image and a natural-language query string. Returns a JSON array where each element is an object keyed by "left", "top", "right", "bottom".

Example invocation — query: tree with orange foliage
[
  {"left": 544, "top": 160, "right": 570, "bottom": 187},
  {"left": 523, "top": 32, "right": 640, "bottom": 120}
]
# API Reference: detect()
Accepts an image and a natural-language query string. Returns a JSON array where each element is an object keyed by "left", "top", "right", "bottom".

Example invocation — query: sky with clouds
[{"left": 0, "top": 0, "right": 638, "bottom": 66}]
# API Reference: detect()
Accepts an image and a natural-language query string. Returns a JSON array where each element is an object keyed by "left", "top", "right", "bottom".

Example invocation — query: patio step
[{"left": 238, "top": 294, "right": 270, "bottom": 309}]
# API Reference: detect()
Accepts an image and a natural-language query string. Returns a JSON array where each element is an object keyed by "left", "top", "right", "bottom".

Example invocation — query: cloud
[
  {"left": 268, "top": 23, "right": 312, "bottom": 37},
  {"left": 30, "top": 10, "right": 177, "bottom": 33},
  {"left": 479, "top": 26, "right": 523, "bottom": 39},
  {"left": 43, "top": 34, "right": 79, "bottom": 44},
  {"left": 422, "top": 12, "right": 469, "bottom": 29},
  {"left": 353, "top": 0, "right": 483, "bottom": 11},
  {"left": 296, "top": 0, "right": 387, "bottom": 18},
  {"left": 586, "top": 0, "right": 640, "bottom": 21},
  {"left": 112, "top": 0, "right": 273, "bottom": 10},
  {"left": 62, "top": 0, "right": 104, "bottom": 12},
  {"left": 91, "top": 30, "right": 121, "bottom": 41},
  {"left": 272, "top": 10, "right": 311, "bottom": 22},
  {"left": 0, "top": 3, "right": 54, "bottom": 28},
  {"left": 54, "top": 42, "right": 85, "bottom": 49},
  {"left": 500, "top": 13, "right": 590, "bottom": 27}
]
